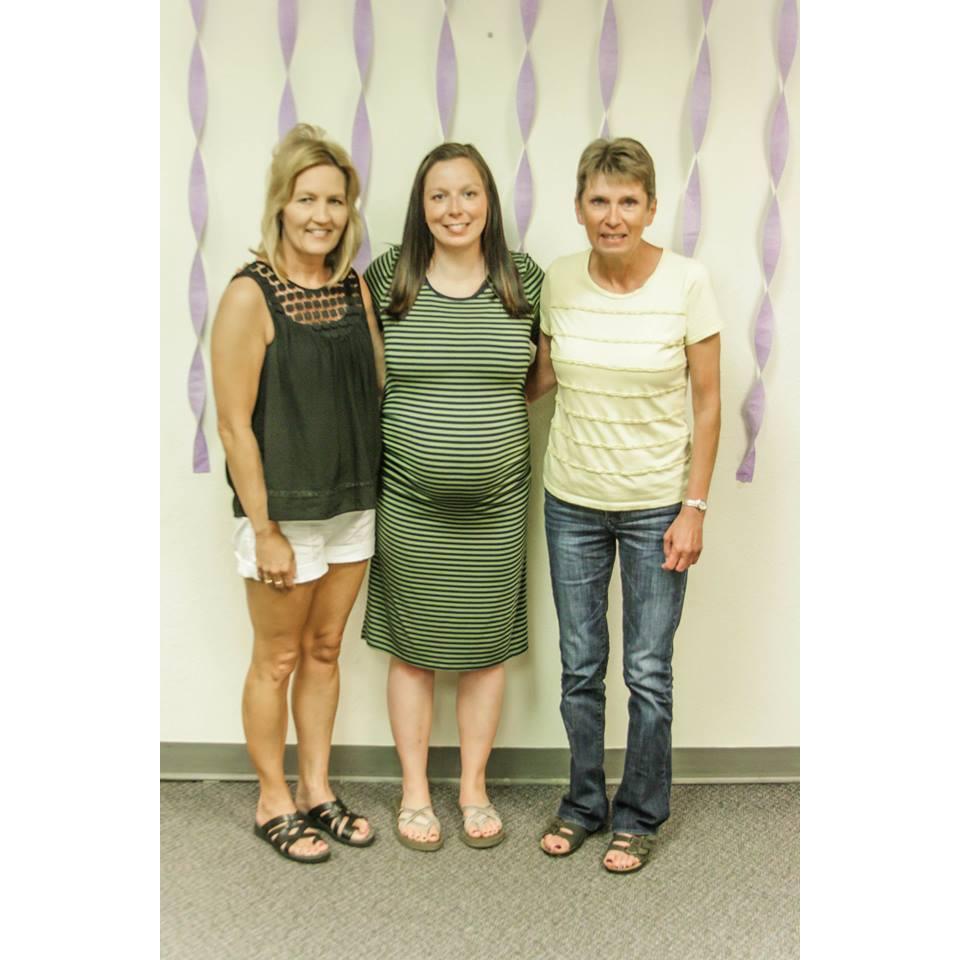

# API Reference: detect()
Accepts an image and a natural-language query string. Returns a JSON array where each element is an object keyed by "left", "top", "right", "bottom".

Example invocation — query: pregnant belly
[{"left": 381, "top": 407, "right": 530, "bottom": 503}]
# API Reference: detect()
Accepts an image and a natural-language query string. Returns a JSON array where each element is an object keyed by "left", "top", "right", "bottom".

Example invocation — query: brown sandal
[
  {"left": 602, "top": 832, "right": 654, "bottom": 873},
  {"left": 540, "top": 816, "right": 591, "bottom": 857}
]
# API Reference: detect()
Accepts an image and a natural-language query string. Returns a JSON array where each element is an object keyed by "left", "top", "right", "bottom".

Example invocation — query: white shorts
[{"left": 233, "top": 510, "right": 375, "bottom": 584}]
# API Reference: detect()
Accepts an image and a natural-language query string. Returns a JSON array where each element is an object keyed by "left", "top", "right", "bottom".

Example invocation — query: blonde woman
[{"left": 211, "top": 124, "right": 384, "bottom": 863}]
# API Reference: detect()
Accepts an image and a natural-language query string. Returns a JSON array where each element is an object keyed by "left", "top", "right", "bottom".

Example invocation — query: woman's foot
[
  {"left": 458, "top": 780, "right": 501, "bottom": 840},
  {"left": 395, "top": 804, "right": 443, "bottom": 851},
  {"left": 295, "top": 784, "right": 371, "bottom": 843},
  {"left": 256, "top": 797, "right": 329, "bottom": 859},
  {"left": 396, "top": 788, "right": 440, "bottom": 844},
  {"left": 602, "top": 832, "right": 653, "bottom": 873},
  {"left": 459, "top": 803, "right": 504, "bottom": 847},
  {"left": 539, "top": 817, "right": 589, "bottom": 856}
]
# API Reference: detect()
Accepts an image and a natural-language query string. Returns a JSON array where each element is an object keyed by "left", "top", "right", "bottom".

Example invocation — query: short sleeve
[
  {"left": 516, "top": 252, "right": 545, "bottom": 342},
  {"left": 684, "top": 259, "right": 723, "bottom": 345},
  {"left": 363, "top": 245, "right": 400, "bottom": 318}
]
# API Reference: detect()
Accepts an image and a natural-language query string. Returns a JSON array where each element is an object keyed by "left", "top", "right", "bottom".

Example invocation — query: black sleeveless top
[{"left": 227, "top": 261, "right": 381, "bottom": 520}]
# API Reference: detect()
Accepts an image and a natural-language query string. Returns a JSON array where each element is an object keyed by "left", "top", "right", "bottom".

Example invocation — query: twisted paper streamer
[
  {"left": 597, "top": 0, "right": 618, "bottom": 138},
  {"left": 682, "top": 0, "right": 713, "bottom": 257},
  {"left": 187, "top": 0, "right": 209, "bottom": 473},
  {"left": 436, "top": 1, "right": 457, "bottom": 139},
  {"left": 353, "top": 0, "right": 374, "bottom": 270},
  {"left": 277, "top": 0, "right": 298, "bottom": 139},
  {"left": 514, "top": 0, "right": 538, "bottom": 251},
  {"left": 736, "top": 0, "right": 797, "bottom": 482}
]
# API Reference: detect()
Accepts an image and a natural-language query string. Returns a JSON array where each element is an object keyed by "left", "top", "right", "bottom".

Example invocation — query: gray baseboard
[{"left": 160, "top": 743, "right": 799, "bottom": 784}]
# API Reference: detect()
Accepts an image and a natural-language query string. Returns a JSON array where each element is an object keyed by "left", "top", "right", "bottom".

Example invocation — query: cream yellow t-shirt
[{"left": 540, "top": 248, "right": 722, "bottom": 510}]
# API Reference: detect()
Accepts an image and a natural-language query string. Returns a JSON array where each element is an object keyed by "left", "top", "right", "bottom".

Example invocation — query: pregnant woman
[{"left": 362, "top": 143, "right": 543, "bottom": 850}]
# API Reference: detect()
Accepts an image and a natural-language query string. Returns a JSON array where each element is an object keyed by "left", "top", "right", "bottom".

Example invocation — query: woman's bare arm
[
  {"left": 211, "top": 277, "right": 295, "bottom": 587},
  {"left": 662, "top": 333, "right": 721, "bottom": 573},
  {"left": 358, "top": 274, "right": 385, "bottom": 391},
  {"left": 526, "top": 332, "right": 557, "bottom": 403}
]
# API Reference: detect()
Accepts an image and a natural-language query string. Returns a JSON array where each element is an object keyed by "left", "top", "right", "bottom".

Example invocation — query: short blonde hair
[
  {"left": 575, "top": 137, "right": 656, "bottom": 203},
  {"left": 254, "top": 124, "right": 362, "bottom": 284}
]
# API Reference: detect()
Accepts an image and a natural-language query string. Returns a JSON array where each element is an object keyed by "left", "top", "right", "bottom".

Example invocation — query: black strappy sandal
[
  {"left": 602, "top": 832, "right": 654, "bottom": 874},
  {"left": 253, "top": 812, "right": 331, "bottom": 863},
  {"left": 302, "top": 797, "right": 376, "bottom": 847}
]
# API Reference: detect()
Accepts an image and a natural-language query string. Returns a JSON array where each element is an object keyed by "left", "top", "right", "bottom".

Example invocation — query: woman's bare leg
[
  {"left": 292, "top": 560, "right": 371, "bottom": 839},
  {"left": 388, "top": 657, "right": 438, "bottom": 842},
  {"left": 243, "top": 578, "right": 327, "bottom": 857},
  {"left": 456, "top": 663, "right": 505, "bottom": 837}
]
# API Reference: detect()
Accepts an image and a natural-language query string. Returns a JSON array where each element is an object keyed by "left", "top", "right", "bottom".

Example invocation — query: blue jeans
[{"left": 544, "top": 491, "right": 687, "bottom": 836}]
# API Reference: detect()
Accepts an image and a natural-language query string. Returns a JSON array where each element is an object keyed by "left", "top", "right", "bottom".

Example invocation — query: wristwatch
[{"left": 683, "top": 499, "right": 708, "bottom": 512}]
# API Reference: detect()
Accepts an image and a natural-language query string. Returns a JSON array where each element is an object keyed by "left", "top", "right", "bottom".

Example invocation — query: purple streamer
[
  {"left": 682, "top": 162, "right": 701, "bottom": 259},
  {"left": 189, "top": 252, "right": 207, "bottom": 338},
  {"left": 515, "top": 1, "right": 539, "bottom": 251},
  {"left": 187, "top": 1, "right": 209, "bottom": 473},
  {"left": 354, "top": 0, "right": 372, "bottom": 76},
  {"left": 193, "top": 429, "right": 210, "bottom": 474},
  {"left": 514, "top": 151, "right": 533, "bottom": 244},
  {"left": 352, "top": 98, "right": 372, "bottom": 192},
  {"left": 737, "top": 0, "right": 798, "bottom": 482},
  {"left": 517, "top": 54, "right": 535, "bottom": 140},
  {"left": 762, "top": 197, "right": 781, "bottom": 283},
  {"left": 690, "top": 42, "right": 711, "bottom": 152},
  {"left": 278, "top": 0, "right": 297, "bottom": 66},
  {"left": 521, "top": 0, "right": 538, "bottom": 41},
  {"left": 682, "top": 6, "right": 712, "bottom": 258},
  {"left": 755, "top": 294, "right": 774, "bottom": 371},
  {"left": 735, "top": 381, "right": 765, "bottom": 482},
  {"left": 353, "top": 0, "right": 374, "bottom": 272},
  {"left": 189, "top": 150, "right": 207, "bottom": 237},
  {"left": 187, "top": 343, "right": 209, "bottom": 473},
  {"left": 770, "top": 93, "right": 789, "bottom": 187},
  {"left": 277, "top": 0, "right": 298, "bottom": 139},
  {"left": 598, "top": 0, "right": 618, "bottom": 134},
  {"left": 779, "top": 0, "right": 798, "bottom": 78},
  {"left": 188, "top": 44, "right": 206, "bottom": 136},
  {"left": 436, "top": 10, "right": 457, "bottom": 139}
]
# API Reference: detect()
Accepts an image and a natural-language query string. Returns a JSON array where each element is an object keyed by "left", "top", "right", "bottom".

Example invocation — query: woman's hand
[
  {"left": 255, "top": 525, "right": 296, "bottom": 590},
  {"left": 661, "top": 508, "right": 704, "bottom": 573}
]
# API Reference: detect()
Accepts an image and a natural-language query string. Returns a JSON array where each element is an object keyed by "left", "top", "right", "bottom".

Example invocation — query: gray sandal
[
  {"left": 460, "top": 804, "right": 505, "bottom": 849},
  {"left": 603, "top": 832, "right": 654, "bottom": 873},
  {"left": 394, "top": 805, "right": 443, "bottom": 852}
]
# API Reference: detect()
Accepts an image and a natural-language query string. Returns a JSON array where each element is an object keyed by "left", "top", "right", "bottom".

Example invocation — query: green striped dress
[{"left": 362, "top": 246, "right": 544, "bottom": 670}]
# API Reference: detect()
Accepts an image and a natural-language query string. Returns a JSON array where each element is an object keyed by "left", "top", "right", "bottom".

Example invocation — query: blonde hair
[
  {"left": 575, "top": 137, "right": 656, "bottom": 203},
  {"left": 254, "top": 124, "right": 362, "bottom": 284}
]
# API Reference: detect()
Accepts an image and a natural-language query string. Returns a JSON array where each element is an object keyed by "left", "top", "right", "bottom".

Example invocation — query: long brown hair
[{"left": 386, "top": 143, "right": 531, "bottom": 319}]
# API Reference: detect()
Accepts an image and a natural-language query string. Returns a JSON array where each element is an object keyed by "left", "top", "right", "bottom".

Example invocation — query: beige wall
[{"left": 161, "top": 0, "right": 799, "bottom": 749}]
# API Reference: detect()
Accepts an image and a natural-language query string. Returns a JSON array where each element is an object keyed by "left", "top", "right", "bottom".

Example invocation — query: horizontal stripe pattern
[
  {"left": 541, "top": 249, "right": 722, "bottom": 510},
  {"left": 362, "top": 247, "right": 543, "bottom": 670}
]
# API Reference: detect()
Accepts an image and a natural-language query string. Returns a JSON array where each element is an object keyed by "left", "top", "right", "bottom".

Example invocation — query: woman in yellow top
[{"left": 528, "top": 137, "right": 722, "bottom": 874}]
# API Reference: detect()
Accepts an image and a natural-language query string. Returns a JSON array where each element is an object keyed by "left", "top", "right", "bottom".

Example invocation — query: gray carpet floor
[{"left": 161, "top": 780, "right": 799, "bottom": 960}]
